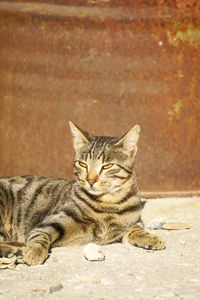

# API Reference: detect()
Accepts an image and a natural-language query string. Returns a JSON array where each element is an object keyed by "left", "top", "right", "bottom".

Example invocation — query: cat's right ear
[{"left": 69, "top": 121, "right": 89, "bottom": 151}]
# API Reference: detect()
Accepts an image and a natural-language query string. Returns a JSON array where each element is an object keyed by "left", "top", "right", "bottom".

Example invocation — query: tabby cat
[{"left": 0, "top": 122, "right": 165, "bottom": 265}]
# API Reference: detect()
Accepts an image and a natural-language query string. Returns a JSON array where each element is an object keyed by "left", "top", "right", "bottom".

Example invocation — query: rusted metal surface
[{"left": 0, "top": 1, "right": 200, "bottom": 194}]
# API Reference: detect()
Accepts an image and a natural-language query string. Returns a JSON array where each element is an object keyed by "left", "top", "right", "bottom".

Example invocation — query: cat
[{"left": 0, "top": 121, "right": 165, "bottom": 265}]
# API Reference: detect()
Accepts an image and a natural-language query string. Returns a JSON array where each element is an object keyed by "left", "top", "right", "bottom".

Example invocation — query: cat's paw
[
  {"left": 0, "top": 243, "right": 23, "bottom": 258},
  {"left": 131, "top": 234, "right": 166, "bottom": 250},
  {"left": 23, "top": 243, "right": 49, "bottom": 265}
]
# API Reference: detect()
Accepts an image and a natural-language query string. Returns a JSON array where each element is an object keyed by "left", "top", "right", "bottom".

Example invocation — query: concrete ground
[{"left": 0, "top": 197, "right": 199, "bottom": 300}]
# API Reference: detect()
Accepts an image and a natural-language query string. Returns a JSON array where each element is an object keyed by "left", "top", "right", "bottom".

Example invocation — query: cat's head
[{"left": 69, "top": 121, "right": 140, "bottom": 196}]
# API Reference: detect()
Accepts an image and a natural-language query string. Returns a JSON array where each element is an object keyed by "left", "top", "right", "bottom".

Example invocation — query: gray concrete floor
[{"left": 0, "top": 197, "right": 200, "bottom": 300}]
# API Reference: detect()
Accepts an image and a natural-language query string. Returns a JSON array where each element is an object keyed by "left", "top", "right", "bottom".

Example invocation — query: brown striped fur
[{"left": 0, "top": 122, "right": 165, "bottom": 265}]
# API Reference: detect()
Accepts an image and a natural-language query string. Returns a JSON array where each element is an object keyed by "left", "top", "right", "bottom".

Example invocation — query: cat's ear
[
  {"left": 69, "top": 121, "right": 89, "bottom": 150},
  {"left": 115, "top": 125, "right": 140, "bottom": 157}
]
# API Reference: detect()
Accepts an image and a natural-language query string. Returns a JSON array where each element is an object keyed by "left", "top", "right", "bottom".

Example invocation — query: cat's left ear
[
  {"left": 115, "top": 125, "right": 140, "bottom": 157},
  {"left": 69, "top": 121, "right": 89, "bottom": 151}
]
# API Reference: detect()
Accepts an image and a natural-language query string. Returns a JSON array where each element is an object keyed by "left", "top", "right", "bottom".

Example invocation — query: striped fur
[{"left": 0, "top": 122, "right": 165, "bottom": 265}]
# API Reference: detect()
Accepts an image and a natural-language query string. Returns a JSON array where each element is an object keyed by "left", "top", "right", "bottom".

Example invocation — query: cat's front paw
[
  {"left": 23, "top": 243, "right": 49, "bottom": 265},
  {"left": 132, "top": 234, "right": 166, "bottom": 250}
]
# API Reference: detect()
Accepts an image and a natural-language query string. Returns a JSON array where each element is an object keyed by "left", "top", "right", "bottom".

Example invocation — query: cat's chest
[{"left": 93, "top": 213, "right": 136, "bottom": 244}]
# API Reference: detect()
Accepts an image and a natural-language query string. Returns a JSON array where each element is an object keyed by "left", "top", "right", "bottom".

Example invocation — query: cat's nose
[{"left": 87, "top": 176, "right": 98, "bottom": 187}]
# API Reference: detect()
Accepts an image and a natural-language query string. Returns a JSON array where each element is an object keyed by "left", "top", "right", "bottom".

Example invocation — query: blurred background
[{"left": 0, "top": 0, "right": 200, "bottom": 196}]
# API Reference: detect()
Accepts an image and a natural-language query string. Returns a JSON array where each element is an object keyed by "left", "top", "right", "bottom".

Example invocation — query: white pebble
[
  {"left": 148, "top": 218, "right": 166, "bottom": 230},
  {"left": 83, "top": 243, "right": 105, "bottom": 262}
]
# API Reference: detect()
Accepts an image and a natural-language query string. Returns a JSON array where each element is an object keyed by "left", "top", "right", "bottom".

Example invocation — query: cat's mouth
[
  {"left": 86, "top": 185, "right": 118, "bottom": 196},
  {"left": 86, "top": 188, "right": 105, "bottom": 196}
]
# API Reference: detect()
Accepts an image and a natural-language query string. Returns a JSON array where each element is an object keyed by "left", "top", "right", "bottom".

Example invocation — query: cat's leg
[
  {"left": 0, "top": 241, "right": 25, "bottom": 257},
  {"left": 0, "top": 228, "right": 9, "bottom": 241},
  {"left": 23, "top": 227, "right": 53, "bottom": 265},
  {"left": 23, "top": 208, "right": 92, "bottom": 265},
  {"left": 23, "top": 214, "right": 72, "bottom": 265},
  {"left": 123, "top": 221, "right": 166, "bottom": 250}
]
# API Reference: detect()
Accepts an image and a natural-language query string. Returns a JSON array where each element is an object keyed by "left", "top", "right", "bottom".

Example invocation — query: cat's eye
[
  {"left": 102, "top": 163, "right": 113, "bottom": 170},
  {"left": 79, "top": 161, "right": 87, "bottom": 168}
]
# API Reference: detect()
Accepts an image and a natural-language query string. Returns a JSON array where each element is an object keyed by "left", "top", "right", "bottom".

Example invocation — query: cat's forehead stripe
[
  {"left": 97, "top": 140, "right": 109, "bottom": 160},
  {"left": 84, "top": 137, "right": 103, "bottom": 160}
]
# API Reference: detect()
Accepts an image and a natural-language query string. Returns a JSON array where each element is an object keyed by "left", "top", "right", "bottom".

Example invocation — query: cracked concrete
[{"left": 0, "top": 197, "right": 199, "bottom": 300}]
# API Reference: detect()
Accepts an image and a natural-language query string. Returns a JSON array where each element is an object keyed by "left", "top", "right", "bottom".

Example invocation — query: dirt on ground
[{"left": 0, "top": 197, "right": 199, "bottom": 300}]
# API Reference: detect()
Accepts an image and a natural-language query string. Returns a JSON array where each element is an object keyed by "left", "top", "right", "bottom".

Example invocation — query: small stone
[
  {"left": 162, "top": 223, "right": 190, "bottom": 230},
  {"left": 49, "top": 284, "right": 63, "bottom": 293},
  {"left": 32, "top": 287, "right": 41, "bottom": 292},
  {"left": 16, "top": 254, "right": 23, "bottom": 259},
  {"left": 148, "top": 218, "right": 165, "bottom": 230},
  {"left": 83, "top": 243, "right": 105, "bottom": 262}
]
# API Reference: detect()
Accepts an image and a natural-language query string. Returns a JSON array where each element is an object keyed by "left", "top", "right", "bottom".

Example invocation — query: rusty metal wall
[{"left": 0, "top": 1, "right": 200, "bottom": 194}]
